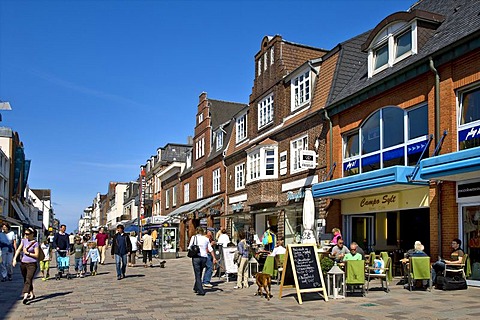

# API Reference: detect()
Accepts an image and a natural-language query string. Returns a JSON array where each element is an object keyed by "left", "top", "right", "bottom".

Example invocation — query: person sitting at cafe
[
  {"left": 400, "top": 241, "right": 427, "bottom": 264},
  {"left": 330, "top": 228, "right": 342, "bottom": 245},
  {"left": 270, "top": 237, "right": 286, "bottom": 256},
  {"left": 432, "top": 238, "right": 465, "bottom": 285},
  {"left": 330, "top": 238, "right": 350, "bottom": 263},
  {"left": 343, "top": 243, "right": 363, "bottom": 261}
]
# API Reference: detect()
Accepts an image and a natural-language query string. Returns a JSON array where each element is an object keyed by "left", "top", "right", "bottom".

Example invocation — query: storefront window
[
  {"left": 462, "top": 205, "right": 480, "bottom": 280},
  {"left": 459, "top": 87, "right": 480, "bottom": 150},
  {"left": 343, "top": 104, "right": 429, "bottom": 176},
  {"left": 284, "top": 207, "right": 303, "bottom": 245}
]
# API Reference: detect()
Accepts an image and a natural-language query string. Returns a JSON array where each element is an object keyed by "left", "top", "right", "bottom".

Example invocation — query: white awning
[{"left": 11, "top": 200, "right": 33, "bottom": 225}]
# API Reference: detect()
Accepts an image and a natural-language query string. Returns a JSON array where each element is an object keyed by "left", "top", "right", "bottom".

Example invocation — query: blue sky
[{"left": 0, "top": 0, "right": 413, "bottom": 231}]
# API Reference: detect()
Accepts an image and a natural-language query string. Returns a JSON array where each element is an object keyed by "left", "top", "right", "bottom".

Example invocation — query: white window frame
[
  {"left": 235, "top": 163, "right": 246, "bottom": 190},
  {"left": 184, "top": 183, "right": 190, "bottom": 203},
  {"left": 198, "top": 113, "right": 203, "bottom": 124},
  {"left": 236, "top": 112, "right": 247, "bottom": 143},
  {"left": 195, "top": 138, "right": 205, "bottom": 160},
  {"left": 368, "top": 21, "right": 417, "bottom": 78},
  {"left": 270, "top": 47, "right": 274, "bottom": 65},
  {"left": 258, "top": 60, "right": 261, "bottom": 76},
  {"left": 212, "top": 168, "right": 221, "bottom": 193},
  {"left": 258, "top": 94, "right": 274, "bottom": 129},
  {"left": 197, "top": 176, "right": 203, "bottom": 199},
  {"left": 246, "top": 145, "right": 278, "bottom": 183},
  {"left": 291, "top": 135, "right": 309, "bottom": 173},
  {"left": 264, "top": 52, "right": 268, "bottom": 71},
  {"left": 291, "top": 70, "right": 311, "bottom": 111},
  {"left": 172, "top": 185, "right": 177, "bottom": 206},
  {"left": 165, "top": 189, "right": 170, "bottom": 209},
  {"left": 216, "top": 130, "right": 223, "bottom": 150}
]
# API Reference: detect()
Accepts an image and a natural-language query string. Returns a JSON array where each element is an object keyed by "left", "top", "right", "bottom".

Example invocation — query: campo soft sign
[{"left": 355, "top": 192, "right": 399, "bottom": 212}]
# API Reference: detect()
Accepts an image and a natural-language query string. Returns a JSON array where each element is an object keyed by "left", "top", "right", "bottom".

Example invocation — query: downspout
[
  {"left": 323, "top": 109, "right": 333, "bottom": 172},
  {"left": 429, "top": 56, "right": 442, "bottom": 257}
]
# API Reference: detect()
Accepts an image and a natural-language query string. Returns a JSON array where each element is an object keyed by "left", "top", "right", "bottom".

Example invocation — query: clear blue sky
[{"left": 0, "top": 0, "right": 413, "bottom": 231}]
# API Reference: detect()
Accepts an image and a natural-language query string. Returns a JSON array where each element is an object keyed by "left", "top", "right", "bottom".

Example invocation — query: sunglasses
[{"left": 25, "top": 232, "right": 32, "bottom": 236}]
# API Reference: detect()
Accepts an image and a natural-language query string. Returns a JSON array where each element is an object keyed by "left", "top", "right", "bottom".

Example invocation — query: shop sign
[
  {"left": 458, "top": 181, "right": 480, "bottom": 198},
  {"left": 287, "top": 188, "right": 305, "bottom": 202},
  {"left": 232, "top": 202, "right": 244, "bottom": 212},
  {"left": 359, "top": 193, "right": 398, "bottom": 211},
  {"left": 300, "top": 150, "right": 317, "bottom": 169},
  {"left": 151, "top": 216, "right": 167, "bottom": 224},
  {"left": 459, "top": 124, "right": 480, "bottom": 143}
]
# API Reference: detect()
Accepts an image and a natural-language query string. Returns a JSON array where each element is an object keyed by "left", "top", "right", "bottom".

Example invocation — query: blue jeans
[
  {"left": 203, "top": 255, "right": 213, "bottom": 285},
  {"left": 115, "top": 254, "right": 128, "bottom": 277},
  {"left": 74, "top": 257, "right": 83, "bottom": 272},
  {"left": 1, "top": 248, "right": 14, "bottom": 278},
  {"left": 432, "top": 260, "right": 446, "bottom": 284},
  {"left": 192, "top": 256, "right": 207, "bottom": 294}
]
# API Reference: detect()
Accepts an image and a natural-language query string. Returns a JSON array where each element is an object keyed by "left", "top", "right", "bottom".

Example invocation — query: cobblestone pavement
[{"left": 1, "top": 253, "right": 480, "bottom": 320}]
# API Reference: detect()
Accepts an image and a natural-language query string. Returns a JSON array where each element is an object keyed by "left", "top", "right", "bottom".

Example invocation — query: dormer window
[
  {"left": 258, "top": 94, "right": 274, "bottom": 129},
  {"left": 291, "top": 70, "right": 311, "bottom": 111},
  {"left": 216, "top": 130, "right": 223, "bottom": 150},
  {"left": 368, "top": 21, "right": 417, "bottom": 77}
]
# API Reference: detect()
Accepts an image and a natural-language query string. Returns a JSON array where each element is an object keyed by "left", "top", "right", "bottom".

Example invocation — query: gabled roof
[{"left": 326, "top": 0, "right": 480, "bottom": 115}]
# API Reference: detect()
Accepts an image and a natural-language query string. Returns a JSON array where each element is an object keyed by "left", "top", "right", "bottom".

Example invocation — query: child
[
  {"left": 40, "top": 239, "right": 51, "bottom": 280},
  {"left": 72, "top": 237, "right": 85, "bottom": 278},
  {"left": 331, "top": 228, "right": 342, "bottom": 245},
  {"left": 86, "top": 241, "right": 100, "bottom": 276}
]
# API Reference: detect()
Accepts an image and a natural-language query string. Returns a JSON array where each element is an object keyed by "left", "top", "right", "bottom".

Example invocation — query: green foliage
[{"left": 320, "top": 256, "right": 334, "bottom": 278}]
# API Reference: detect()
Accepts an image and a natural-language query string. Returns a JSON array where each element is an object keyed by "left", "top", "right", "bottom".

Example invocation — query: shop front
[
  {"left": 313, "top": 166, "right": 430, "bottom": 254},
  {"left": 420, "top": 146, "right": 480, "bottom": 286}
]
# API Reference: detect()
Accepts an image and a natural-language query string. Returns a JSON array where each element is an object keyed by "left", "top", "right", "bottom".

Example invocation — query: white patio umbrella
[{"left": 302, "top": 188, "right": 316, "bottom": 244}]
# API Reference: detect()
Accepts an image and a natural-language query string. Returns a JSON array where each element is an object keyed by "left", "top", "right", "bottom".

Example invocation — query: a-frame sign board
[{"left": 278, "top": 243, "right": 328, "bottom": 304}]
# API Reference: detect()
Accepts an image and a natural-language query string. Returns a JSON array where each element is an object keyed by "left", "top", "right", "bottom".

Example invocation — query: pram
[{"left": 55, "top": 249, "right": 73, "bottom": 280}]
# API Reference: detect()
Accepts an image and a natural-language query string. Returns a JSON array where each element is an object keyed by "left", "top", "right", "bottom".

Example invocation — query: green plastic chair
[
  {"left": 275, "top": 254, "right": 285, "bottom": 284},
  {"left": 345, "top": 260, "right": 366, "bottom": 296},
  {"left": 262, "top": 255, "right": 276, "bottom": 277},
  {"left": 380, "top": 252, "right": 393, "bottom": 282},
  {"left": 408, "top": 256, "right": 432, "bottom": 291}
]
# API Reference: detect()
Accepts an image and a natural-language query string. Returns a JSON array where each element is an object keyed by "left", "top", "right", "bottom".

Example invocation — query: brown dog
[{"left": 254, "top": 272, "right": 272, "bottom": 301}]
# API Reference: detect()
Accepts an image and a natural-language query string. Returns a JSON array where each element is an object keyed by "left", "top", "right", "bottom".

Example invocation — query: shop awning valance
[
  {"left": 420, "top": 147, "right": 480, "bottom": 181},
  {"left": 312, "top": 166, "right": 428, "bottom": 199},
  {"left": 11, "top": 200, "right": 34, "bottom": 225},
  {"left": 166, "top": 195, "right": 222, "bottom": 219}
]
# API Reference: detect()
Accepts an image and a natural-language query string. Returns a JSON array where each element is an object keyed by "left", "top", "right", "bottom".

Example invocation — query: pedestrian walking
[
  {"left": 202, "top": 228, "right": 216, "bottom": 288},
  {"left": 128, "top": 231, "right": 138, "bottom": 267},
  {"left": 13, "top": 227, "right": 39, "bottom": 305},
  {"left": 40, "top": 239, "right": 51, "bottom": 280},
  {"left": 68, "top": 233, "right": 75, "bottom": 253},
  {"left": 86, "top": 241, "right": 100, "bottom": 276},
  {"left": 0, "top": 222, "right": 17, "bottom": 282},
  {"left": 111, "top": 224, "right": 132, "bottom": 280},
  {"left": 234, "top": 230, "right": 249, "bottom": 289},
  {"left": 142, "top": 230, "right": 153, "bottom": 268},
  {"left": 53, "top": 224, "right": 70, "bottom": 260},
  {"left": 72, "top": 236, "right": 85, "bottom": 278},
  {"left": 96, "top": 227, "right": 109, "bottom": 265},
  {"left": 188, "top": 227, "right": 217, "bottom": 296}
]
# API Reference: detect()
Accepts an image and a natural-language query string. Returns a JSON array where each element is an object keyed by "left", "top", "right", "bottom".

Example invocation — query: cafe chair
[
  {"left": 380, "top": 251, "right": 393, "bottom": 282},
  {"left": 408, "top": 256, "right": 432, "bottom": 291},
  {"left": 366, "top": 257, "right": 391, "bottom": 294},
  {"left": 274, "top": 254, "right": 285, "bottom": 285},
  {"left": 261, "top": 255, "right": 275, "bottom": 278},
  {"left": 444, "top": 253, "right": 469, "bottom": 279},
  {"left": 345, "top": 260, "right": 366, "bottom": 296}
]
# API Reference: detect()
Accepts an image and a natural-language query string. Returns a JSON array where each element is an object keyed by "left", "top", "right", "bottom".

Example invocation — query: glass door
[
  {"left": 345, "top": 215, "right": 375, "bottom": 253},
  {"left": 461, "top": 205, "right": 480, "bottom": 284}
]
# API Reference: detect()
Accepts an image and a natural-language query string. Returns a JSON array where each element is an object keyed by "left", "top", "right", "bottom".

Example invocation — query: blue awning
[
  {"left": 419, "top": 147, "right": 480, "bottom": 181},
  {"left": 166, "top": 195, "right": 222, "bottom": 218},
  {"left": 312, "top": 166, "right": 428, "bottom": 199}
]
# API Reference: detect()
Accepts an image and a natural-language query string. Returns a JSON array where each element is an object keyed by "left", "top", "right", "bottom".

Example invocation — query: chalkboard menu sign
[{"left": 279, "top": 244, "right": 328, "bottom": 304}]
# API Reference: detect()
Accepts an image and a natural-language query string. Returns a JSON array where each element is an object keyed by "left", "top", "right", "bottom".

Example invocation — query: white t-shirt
[
  {"left": 41, "top": 243, "right": 51, "bottom": 261},
  {"left": 271, "top": 245, "right": 286, "bottom": 256},
  {"left": 5, "top": 231, "right": 16, "bottom": 243},
  {"left": 188, "top": 235, "right": 213, "bottom": 258},
  {"left": 130, "top": 236, "right": 138, "bottom": 251},
  {"left": 217, "top": 233, "right": 230, "bottom": 246}
]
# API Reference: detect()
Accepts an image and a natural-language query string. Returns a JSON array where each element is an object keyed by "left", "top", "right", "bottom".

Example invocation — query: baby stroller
[{"left": 55, "top": 249, "right": 73, "bottom": 280}]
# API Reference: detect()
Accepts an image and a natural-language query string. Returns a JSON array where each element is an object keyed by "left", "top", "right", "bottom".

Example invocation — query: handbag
[
  {"left": 441, "top": 275, "right": 468, "bottom": 290},
  {"left": 25, "top": 240, "right": 45, "bottom": 262},
  {"left": 187, "top": 235, "right": 200, "bottom": 258}
]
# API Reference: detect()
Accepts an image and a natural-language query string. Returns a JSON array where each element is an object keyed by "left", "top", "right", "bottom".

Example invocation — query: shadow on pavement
[
  {"left": 124, "top": 274, "right": 146, "bottom": 278},
  {"left": 29, "top": 291, "right": 73, "bottom": 303}
]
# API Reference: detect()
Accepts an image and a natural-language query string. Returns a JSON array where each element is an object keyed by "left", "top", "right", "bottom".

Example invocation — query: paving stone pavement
[{"left": 1, "top": 253, "right": 480, "bottom": 320}]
